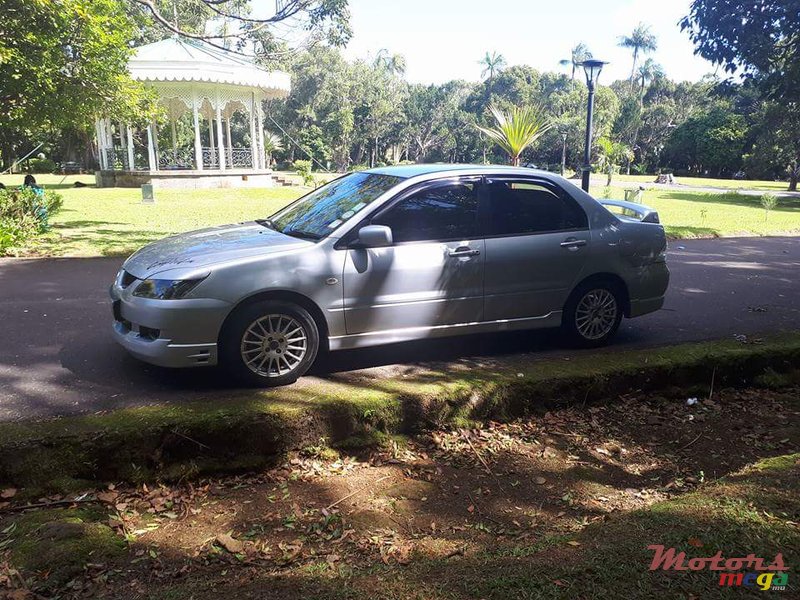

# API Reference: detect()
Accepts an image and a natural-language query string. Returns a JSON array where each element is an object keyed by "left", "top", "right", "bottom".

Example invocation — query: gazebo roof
[{"left": 129, "top": 37, "right": 290, "bottom": 95}]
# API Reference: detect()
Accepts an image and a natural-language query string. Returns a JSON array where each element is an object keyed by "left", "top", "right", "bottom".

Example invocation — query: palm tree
[
  {"left": 618, "top": 23, "right": 658, "bottom": 86},
  {"left": 476, "top": 104, "right": 552, "bottom": 166},
  {"left": 262, "top": 132, "right": 283, "bottom": 165},
  {"left": 637, "top": 58, "right": 664, "bottom": 96},
  {"left": 479, "top": 51, "right": 507, "bottom": 81},
  {"left": 559, "top": 43, "right": 592, "bottom": 84},
  {"left": 596, "top": 137, "right": 635, "bottom": 186}
]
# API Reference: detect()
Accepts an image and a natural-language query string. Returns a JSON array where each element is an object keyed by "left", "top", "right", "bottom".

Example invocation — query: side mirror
[{"left": 357, "top": 225, "right": 393, "bottom": 248}]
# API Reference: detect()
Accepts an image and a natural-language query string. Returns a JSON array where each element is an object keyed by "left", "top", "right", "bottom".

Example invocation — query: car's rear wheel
[
  {"left": 220, "top": 301, "right": 319, "bottom": 387},
  {"left": 562, "top": 281, "right": 623, "bottom": 347}
]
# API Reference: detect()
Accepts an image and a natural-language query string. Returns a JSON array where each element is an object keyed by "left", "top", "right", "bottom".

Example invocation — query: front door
[
  {"left": 483, "top": 178, "right": 591, "bottom": 320},
  {"left": 342, "top": 178, "right": 484, "bottom": 335}
]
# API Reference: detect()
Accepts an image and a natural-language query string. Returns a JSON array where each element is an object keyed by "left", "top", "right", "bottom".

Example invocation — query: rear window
[{"left": 486, "top": 180, "right": 588, "bottom": 235}]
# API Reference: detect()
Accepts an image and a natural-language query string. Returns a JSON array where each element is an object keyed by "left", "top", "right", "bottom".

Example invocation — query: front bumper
[{"left": 110, "top": 283, "right": 232, "bottom": 369}]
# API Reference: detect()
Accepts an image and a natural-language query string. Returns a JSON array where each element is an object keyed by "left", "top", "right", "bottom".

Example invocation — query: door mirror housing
[{"left": 357, "top": 225, "right": 393, "bottom": 248}]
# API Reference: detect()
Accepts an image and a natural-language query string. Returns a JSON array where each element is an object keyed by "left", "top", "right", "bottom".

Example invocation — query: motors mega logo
[{"left": 648, "top": 545, "right": 790, "bottom": 591}]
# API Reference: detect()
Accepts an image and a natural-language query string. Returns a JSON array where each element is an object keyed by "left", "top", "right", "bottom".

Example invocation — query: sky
[{"left": 341, "top": 0, "right": 717, "bottom": 85}]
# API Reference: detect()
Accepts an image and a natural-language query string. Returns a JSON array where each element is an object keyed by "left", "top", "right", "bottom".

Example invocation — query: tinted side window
[
  {"left": 373, "top": 182, "right": 478, "bottom": 243},
  {"left": 487, "top": 181, "right": 588, "bottom": 235}
]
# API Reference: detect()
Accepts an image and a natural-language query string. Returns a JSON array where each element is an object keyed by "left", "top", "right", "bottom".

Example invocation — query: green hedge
[{"left": 0, "top": 187, "right": 63, "bottom": 254}]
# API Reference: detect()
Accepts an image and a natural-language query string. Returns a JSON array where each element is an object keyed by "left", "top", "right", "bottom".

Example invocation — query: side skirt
[{"left": 327, "top": 312, "right": 562, "bottom": 351}]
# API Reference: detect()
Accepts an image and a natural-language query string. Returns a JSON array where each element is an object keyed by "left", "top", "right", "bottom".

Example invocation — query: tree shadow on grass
[
  {"left": 664, "top": 225, "right": 721, "bottom": 238},
  {"left": 663, "top": 191, "right": 800, "bottom": 212},
  {"left": 40, "top": 222, "right": 166, "bottom": 257}
]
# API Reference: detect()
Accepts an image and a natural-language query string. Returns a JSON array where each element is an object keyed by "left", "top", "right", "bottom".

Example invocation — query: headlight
[{"left": 132, "top": 278, "right": 205, "bottom": 300}]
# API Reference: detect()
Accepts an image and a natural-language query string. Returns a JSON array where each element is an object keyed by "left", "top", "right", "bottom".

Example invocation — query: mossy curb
[{"left": 1, "top": 334, "right": 799, "bottom": 491}]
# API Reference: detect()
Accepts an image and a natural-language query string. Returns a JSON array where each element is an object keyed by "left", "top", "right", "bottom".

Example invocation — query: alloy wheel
[
  {"left": 240, "top": 314, "right": 308, "bottom": 377},
  {"left": 574, "top": 289, "right": 618, "bottom": 340}
]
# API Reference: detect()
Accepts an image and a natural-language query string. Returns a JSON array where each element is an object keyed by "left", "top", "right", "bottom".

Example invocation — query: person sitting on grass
[{"left": 23, "top": 174, "right": 41, "bottom": 190}]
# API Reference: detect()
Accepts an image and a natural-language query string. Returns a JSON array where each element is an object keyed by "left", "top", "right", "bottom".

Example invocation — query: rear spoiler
[{"left": 598, "top": 199, "right": 660, "bottom": 224}]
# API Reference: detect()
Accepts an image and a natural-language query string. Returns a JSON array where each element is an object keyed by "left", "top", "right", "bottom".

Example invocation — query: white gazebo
[{"left": 95, "top": 37, "right": 290, "bottom": 188}]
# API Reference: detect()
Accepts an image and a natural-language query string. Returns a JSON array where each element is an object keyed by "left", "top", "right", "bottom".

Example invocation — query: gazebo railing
[
  {"left": 104, "top": 147, "right": 129, "bottom": 171},
  {"left": 202, "top": 147, "right": 220, "bottom": 169},
  {"left": 159, "top": 148, "right": 195, "bottom": 170},
  {"left": 104, "top": 145, "right": 259, "bottom": 171},
  {"left": 202, "top": 146, "right": 255, "bottom": 169},
  {"left": 226, "top": 147, "right": 254, "bottom": 168}
]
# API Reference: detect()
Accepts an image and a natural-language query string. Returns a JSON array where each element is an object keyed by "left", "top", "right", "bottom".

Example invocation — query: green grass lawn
[
  {"left": 591, "top": 186, "right": 800, "bottom": 238},
  {"left": 596, "top": 172, "right": 793, "bottom": 191},
  {"left": 1, "top": 174, "right": 305, "bottom": 257},
  {"left": 2, "top": 173, "right": 799, "bottom": 257}
]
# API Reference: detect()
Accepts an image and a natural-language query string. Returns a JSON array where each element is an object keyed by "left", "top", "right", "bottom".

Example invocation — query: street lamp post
[
  {"left": 560, "top": 132, "right": 567, "bottom": 176},
  {"left": 578, "top": 59, "right": 607, "bottom": 193}
]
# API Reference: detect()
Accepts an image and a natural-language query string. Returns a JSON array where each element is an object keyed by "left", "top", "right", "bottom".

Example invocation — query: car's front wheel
[
  {"left": 562, "top": 281, "right": 623, "bottom": 347},
  {"left": 220, "top": 301, "right": 319, "bottom": 387}
]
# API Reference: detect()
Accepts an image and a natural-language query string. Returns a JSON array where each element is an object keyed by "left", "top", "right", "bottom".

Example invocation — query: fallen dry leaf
[
  {"left": 567, "top": 541, "right": 581, "bottom": 547},
  {"left": 96, "top": 491, "right": 118, "bottom": 504},
  {"left": 0, "top": 489, "right": 17, "bottom": 499},
  {"left": 216, "top": 533, "right": 244, "bottom": 554}
]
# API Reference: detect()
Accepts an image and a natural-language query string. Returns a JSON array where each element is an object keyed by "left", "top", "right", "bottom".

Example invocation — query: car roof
[{"left": 365, "top": 163, "right": 557, "bottom": 180}]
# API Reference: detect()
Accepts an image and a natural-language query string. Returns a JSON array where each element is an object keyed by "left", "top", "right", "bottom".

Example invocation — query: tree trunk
[{"left": 789, "top": 162, "right": 799, "bottom": 191}]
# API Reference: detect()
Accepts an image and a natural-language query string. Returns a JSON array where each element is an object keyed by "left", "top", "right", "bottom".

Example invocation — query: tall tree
[
  {"left": 618, "top": 23, "right": 658, "bottom": 85},
  {"left": 479, "top": 51, "right": 507, "bottom": 81},
  {"left": 637, "top": 58, "right": 664, "bottom": 97},
  {"left": 681, "top": 0, "right": 800, "bottom": 189},
  {"left": 131, "top": 0, "right": 352, "bottom": 55},
  {"left": 0, "top": 0, "right": 155, "bottom": 169},
  {"left": 374, "top": 49, "right": 407, "bottom": 77},
  {"left": 559, "top": 43, "right": 592, "bottom": 84}
]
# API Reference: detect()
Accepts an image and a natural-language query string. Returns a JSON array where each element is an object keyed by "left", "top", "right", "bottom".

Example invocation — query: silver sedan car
[{"left": 110, "top": 165, "right": 669, "bottom": 386}]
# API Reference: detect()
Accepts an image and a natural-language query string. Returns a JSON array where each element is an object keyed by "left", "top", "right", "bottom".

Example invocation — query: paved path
[{"left": 1, "top": 236, "right": 798, "bottom": 421}]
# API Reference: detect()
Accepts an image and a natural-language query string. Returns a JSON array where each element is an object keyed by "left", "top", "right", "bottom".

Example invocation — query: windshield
[{"left": 270, "top": 172, "right": 404, "bottom": 240}]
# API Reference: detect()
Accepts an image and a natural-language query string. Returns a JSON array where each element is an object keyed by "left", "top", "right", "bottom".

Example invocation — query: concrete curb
[{"left": 1, "top": 335, "right": 798, "bottom": 492}]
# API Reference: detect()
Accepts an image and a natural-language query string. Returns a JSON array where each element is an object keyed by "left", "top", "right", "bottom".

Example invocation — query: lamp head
[{"left": 580, "top": 59, "right": 607, "bottom": 88}]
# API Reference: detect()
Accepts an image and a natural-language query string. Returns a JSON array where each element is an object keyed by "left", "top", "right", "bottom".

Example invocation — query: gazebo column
[
  {"left": 146, "top": 123, "right": 157, "bottom": 171},
  {"left": 94, "top": 119, "right": 106, "bottom": 170},
  {"left": 249, "top": 93, "right": 258, "bottom": 169},
  {"left": 127, "top": 126, "right": 135, "bottom": 171},
  {"left": 192, "top": 94, "right": 203, "bottom": 171},
  {"left": 151, "top": 120, "right": 160, "bottom": 168},
  {"left": 215, "top": 95, "right": 226, "bottom": 170},
  {"left": 208, "top": 115, "right": 216, "bottom": 165},
  {"left": 255, "top": 98, "right": 265, "bottom": 170},
  {"left": 225, "top": 116, "right": 233, "bottom": 168},
  {"left": 170, "top": 118, "right": 178, "bottom": 161}
]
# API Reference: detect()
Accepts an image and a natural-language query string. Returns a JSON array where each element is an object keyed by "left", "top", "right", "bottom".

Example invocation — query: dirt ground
[{"left": 1, "top": 385, "right": 798, "bottom": 599}]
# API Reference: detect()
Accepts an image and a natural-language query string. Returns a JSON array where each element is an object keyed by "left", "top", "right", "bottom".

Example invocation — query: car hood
[{"left": 123, "top": 222, "right": 311, "bottom": 279}]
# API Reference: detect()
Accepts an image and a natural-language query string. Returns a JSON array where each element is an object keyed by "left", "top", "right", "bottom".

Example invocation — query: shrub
[
  {"left": 350, "top": 163, "right": 370, "bottom": 172},
  {"left": 28, "top": 158, "right": 57, "bottom": 173},
  {"left": 292, "top": 159, "right": 314, "bottom": 186},
  {"left": 0, "top": 187, "right": 63, "bottom": 254},
  {"left": 760, "top": 192, "right": 778, "bottom": 221}
]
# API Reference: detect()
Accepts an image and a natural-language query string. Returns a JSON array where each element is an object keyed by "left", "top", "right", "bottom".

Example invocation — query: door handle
[
  {"left": 560, "top": 239, "right": 587, "bottom": 248},
  {"left": 449, "top": 247, "right": 481, "bottom": 257}
]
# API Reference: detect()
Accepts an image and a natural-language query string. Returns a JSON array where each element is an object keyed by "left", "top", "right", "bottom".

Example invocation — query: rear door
[
  {"left": 483, "top": 177, "right": 590, "bottom": 321},
  {"left": 341, "top": 177, "right": 485, "bottom": 335}
]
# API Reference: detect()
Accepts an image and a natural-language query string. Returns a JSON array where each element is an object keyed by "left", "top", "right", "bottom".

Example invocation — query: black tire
[
  {"left": 220, "top": 300, "right": 319, "bottom": 387},
  {"left": 562, "top": 280, "right": 624, "bottom": 348}
]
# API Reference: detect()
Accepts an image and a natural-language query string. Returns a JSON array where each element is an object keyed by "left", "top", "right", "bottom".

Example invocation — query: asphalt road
[{"left": 1, "top": 236, "right": 798, "bottom": 421}]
